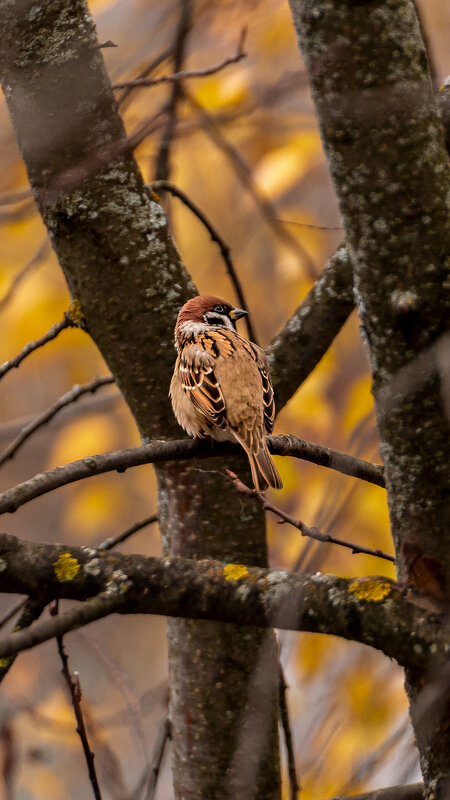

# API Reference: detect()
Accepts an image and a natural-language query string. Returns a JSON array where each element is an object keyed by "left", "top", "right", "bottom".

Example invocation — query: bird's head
[{"left": 175, "top": 295, "right": 248, "bottom": 343}]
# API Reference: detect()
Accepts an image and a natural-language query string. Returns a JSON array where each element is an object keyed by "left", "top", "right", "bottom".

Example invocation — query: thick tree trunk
[
  {"left": 288, "top": 0, "right": 450, "bottom": 796},
  {"left": 0, "top": 2, "right": 280, "bottom": 797}
]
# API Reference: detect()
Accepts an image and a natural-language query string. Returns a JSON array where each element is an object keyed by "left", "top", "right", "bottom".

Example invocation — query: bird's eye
[{"left": 213, "top": 304, "right": 225, "bottom": 313}]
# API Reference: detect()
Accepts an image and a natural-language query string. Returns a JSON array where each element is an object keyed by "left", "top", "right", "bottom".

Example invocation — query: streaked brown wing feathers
[
  {"left": 179, "top": 358, "right": 227, "bottom": 429},
  {"left": 260, "top": 368, "right": 275, "bottom": 433}
]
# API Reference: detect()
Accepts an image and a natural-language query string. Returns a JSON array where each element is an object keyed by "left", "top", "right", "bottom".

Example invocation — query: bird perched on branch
[{"left": 170, "top": 295, "right": 282, "bottom": 491}]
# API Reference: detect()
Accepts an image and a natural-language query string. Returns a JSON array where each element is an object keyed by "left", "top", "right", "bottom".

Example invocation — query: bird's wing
[
  {"left": 243, "top": 340, "right": 275, "bottom": 435},
  {"left": 259, "top": 366, "right": 275, "bottom": 434},
  {"left": 178, "top": 343, "right": 227, "bottom": 430}
]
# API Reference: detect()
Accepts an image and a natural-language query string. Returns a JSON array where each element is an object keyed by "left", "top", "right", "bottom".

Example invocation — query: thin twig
[
  {"left": 328, "top": 784, "right": 424, "bottom": 800},
  {"left": 0, "top": 315, "right": 74, "bottom": 381},
  {"left": 0, "top": 593, "right": 124, "bottom": 661},
  {"left": 225, "top": 470, "right": 395, "bottom": 563},
  {"left": 113, "top": 27, "right": 247, "bottom": 90},
  {"left": 98, "top": 514, "right": 158, "bottom": 551},
  {"left": 0, "top": 599, "right": 46, "bottom": 683},
  {"left": 146, "top": 717, "right": 171, "bottom": 799},
  {"left": 0, "top": 240, "right": 50, "bottom": 314},
  {"left": 279, "top": 666, "right": 300, "bottom": 800},
  {"left": 0, "top": 189, "right": 31, "bottom": 206},
  {"left": 128, "top": 105, "right": 170, "bottom": 152},
  {"left": 0, "top": 376, "right": 115, "bottom": 467},
  {"left": 0, "top": 599, "right": 27, "bottom": 630},
  {"left": 55, "top": 602, "right": 103, "bottom": 800},
  {"left": 149, "top": 179, "right": 258, "bottom": 343},
  {"left": 0, "top": 391, "right": 119, "bottom": 445},
  {"left": 0, "top": 434, "right": 385, "bottom": 516},
  {"left": 185, "top": 90, "right": 318, "bottom": 278},
  {"left": 274, "top": 217, "right": 344, "bottom": 232},
  {"left": 117, "top": 46, "right": 173, "bottom": 109},
  {"left": 155, "top": 0, "right": 193, "bottom": 184}
]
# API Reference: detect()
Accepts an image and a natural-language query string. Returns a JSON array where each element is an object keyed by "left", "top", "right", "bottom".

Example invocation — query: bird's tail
[{"left": 247, "top": 439, "right": 283, "bottom": 492}]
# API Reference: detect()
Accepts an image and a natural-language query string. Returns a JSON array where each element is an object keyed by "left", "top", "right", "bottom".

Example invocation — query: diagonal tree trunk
[{"left": 288, "top": 0, "right": 450, "bottom": 796}]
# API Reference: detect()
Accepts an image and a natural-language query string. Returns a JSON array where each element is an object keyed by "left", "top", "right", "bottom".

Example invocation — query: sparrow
[{"left": 170, "top": 295, "right": 283, "bottom": 491}]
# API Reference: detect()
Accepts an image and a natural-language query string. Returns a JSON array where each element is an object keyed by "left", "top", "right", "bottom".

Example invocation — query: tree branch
[
  {"left": 329, "top": 785, "right": 423, "bottom": 800},
  {"left": 0, "top": 534, "right": 445, "bottom": 669},
  {"left": 0, "top": 314, "right": 75, "bottom": 381},
  {"left": 267, "top": 245, "right": 354, "bottom": 412},
  {"left": 279, "top": 667, "right": 300, "bottom": 800},
  {"left": 0, "top": 239, "right": 50, "bottom": 314},
  {"left": 149, "top": 180, "right": 258, "bottom": 344},
  {"left": 0, "top": 590, "right": 122, "bottom": 662},
  {"left": 185, "top": 89, "right": 318, "bottom": 277},
  {"left": 0, "top": 376, "right": 115, "bottom": 467},
  {"left": 98, "top": 513, "right": 158, "bottom": 551},
  {"left": 55, "top": 616, "right": 103, "bottom": 800},
  {"left": 0, "top": 434, "right": 384, "bottom": 516},
  {"left": 0, "top": 598, "right": 46, "bottom": 682},
  {"left": 155, "top": 0, "right": 193, "bottom": 184},
  {"left": 112, "top": 27, "right": 247, "bottom": 90},
  {"left": 224, "top": 471, "right": 393, "bottom": 563}
]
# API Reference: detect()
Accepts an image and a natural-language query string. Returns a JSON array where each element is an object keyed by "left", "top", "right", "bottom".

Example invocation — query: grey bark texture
[
  {"left": 288, "top": 0, "right": 450, "bottom": 796},
  {"left": 0, "top": 2, "right": 279, "bottom": 797}
]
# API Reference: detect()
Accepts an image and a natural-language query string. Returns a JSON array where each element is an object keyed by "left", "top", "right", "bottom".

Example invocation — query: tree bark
[
  {"left": 0, "top": 2, "right": 280, "bottom": 797},
  {"left": 1, "top": 533, "right": 447, "bottom": 670},
  {"left": 288, "top": 0, "right": 450, "bottom": 796}
]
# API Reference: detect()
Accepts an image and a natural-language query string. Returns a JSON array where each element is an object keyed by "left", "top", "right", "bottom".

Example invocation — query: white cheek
[{"left": 180, "top": 321, "right": 209, "bottom": 337}]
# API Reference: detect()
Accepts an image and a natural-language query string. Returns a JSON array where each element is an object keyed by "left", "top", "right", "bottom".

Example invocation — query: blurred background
[{"left": 0, "top": 0, "right": 448, "bottom": 797}]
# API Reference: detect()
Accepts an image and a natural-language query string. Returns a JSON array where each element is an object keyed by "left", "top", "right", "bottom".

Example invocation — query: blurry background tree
[{"left": 0, "top": 1, "right": 448, "bottom": 799}]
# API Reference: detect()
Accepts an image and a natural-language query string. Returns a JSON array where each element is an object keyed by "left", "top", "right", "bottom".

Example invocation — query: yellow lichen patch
[
  {"left": 0, "top": 656, "right": 13, "bottom": 669},
  {"left": 223, "top": 564, "right": 249, "bottom": 582},
  {"left": 349, "top": 578, "right": 391, "bottom": 603},
  {"left": 54, "top": 553, "right": 81, "bottom": 583},
  {"left": 67, "top": 298, "right": 84, "bottom": 325}
]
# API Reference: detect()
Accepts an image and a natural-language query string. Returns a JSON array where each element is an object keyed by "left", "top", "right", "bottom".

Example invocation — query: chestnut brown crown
[{"left": 175, "top": 295, "right": 248, "bottom": 340}]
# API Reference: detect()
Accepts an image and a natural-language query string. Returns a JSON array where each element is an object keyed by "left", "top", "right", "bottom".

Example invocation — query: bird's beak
[{"left": 229, "top": 307, "right": 249, "bottom": 320}]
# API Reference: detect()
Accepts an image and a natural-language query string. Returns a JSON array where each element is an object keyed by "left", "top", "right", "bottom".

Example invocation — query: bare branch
[
  {"left": 98, "top": 514, "right": 158, "bottom": 551},
  {"left": 146, "top": 717, "right": 171, "bottom": 799},
  {"left": 267, "top": 246, "right": 354, "bottom": 412},
  {"left": 117, "top": 46, "right": 173, "bottom": 109},
  {"left": 0, "top": 599, "right": 26, "bottom": 630},
  {"left": 0, "top": 314, "right": 75, "bottom": 381},
  {"left": 279, "top": 667, "right": 300, "bottom": 800},
  {"left": 0, "top": 592, "right": 122, "bottom": 662},
  {"left": 270, "top": 434, "right": 384, "bottom": 486},
  {"left": 185, "top": 89, "right": 318, "bottom": 277},
  {"left": 0, "top": 598, "right": 46, "bottom": 682},
  {"left": 0, "top": 376, "right": 115, "bottom": 467},
  {"left": 55, "top": 612, "right": 103, "bottom": 800},
  {"left": 149, "top": 180, "right": 258, "bottom": 343},
  {"left": 0, "top": 239, "right": 50, "bottom": 314},
  {"left": 275, "top": 217, "right": 343, "bottom": 232},
  {"left": 0, "top": 434, "right": 384, "bottom": 516},
  {"left": 113, "top": 27, "right": 247, "bottom": 90},
  {"left": 0, "top": 188, "right": 31, "bottom": 206},
  {"left": 0, "top": 534, "right": 445, "bottom": 669},
  {"left": 224, "top": 470, "right": 394, "bottom": 563},
  {"left": 329, "top": 784, "right": 423, "bottom": 800},
  {"left": 0, "top": 391, "right": 118, "bottom": 445},
  {"left": 154, "top": 0, "right": 193, "bottom": 184}
]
